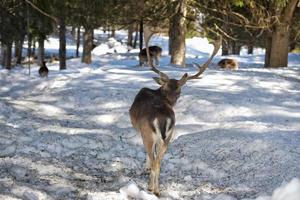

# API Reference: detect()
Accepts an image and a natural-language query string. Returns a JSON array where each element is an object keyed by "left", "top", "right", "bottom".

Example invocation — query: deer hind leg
[
  {"left": 148, "top": 139, "right": 167, "bottom": 196},
  {"left": 145, "top": 154, "right": 151, "bottom": 172},
  {"left": 154, "top": 55, "right": 160, "bottom": 66}
]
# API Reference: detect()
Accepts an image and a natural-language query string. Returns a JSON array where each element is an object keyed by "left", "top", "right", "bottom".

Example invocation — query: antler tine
[
  {"left": 187, "top": 38, "right": 222, "bottom": 80},
  {"left": 151, "top": 65, "right": 169, "bottom": 79}
]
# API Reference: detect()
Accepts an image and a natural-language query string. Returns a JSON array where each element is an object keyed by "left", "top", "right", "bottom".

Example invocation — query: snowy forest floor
[{"left": 0, "top": 31, "right": 300, "bottom": 200}]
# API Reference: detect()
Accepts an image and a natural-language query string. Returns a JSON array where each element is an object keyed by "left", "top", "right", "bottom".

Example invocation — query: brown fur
[
  {"left": 129, "top": 75, "right": 187, "bottom": 196},
  {"left": 218, "top": 58, "right": 238, "bottom": 70},
  {"left": 139, "top": 46, "right": 162, "bottom": 67},
  {"left": 50, "top": 54, "right": 59, "bottom": 63}
]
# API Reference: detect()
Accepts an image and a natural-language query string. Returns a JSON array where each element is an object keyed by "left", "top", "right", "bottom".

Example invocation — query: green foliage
[
  {"left": 232, "top": 0, "right": 244, "bottom": 7},
  {"left": 0, "top": 1, "right": 27, "bottom": 44}
]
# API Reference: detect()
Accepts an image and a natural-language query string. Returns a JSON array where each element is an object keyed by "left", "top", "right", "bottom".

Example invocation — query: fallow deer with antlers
[{"left": 129, "top": 39, "right": 221, "bottom": 196}]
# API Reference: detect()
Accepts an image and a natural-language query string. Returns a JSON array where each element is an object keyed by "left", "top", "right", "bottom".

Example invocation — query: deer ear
[
  {"left": 179, "top": 73, "right": 188, "bottom": 86},
  {"left": 153, "top": 77, "right": 167, "bottom": 85}
]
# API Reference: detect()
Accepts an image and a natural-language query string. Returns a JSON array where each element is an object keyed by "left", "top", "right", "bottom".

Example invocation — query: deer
[
  {"left": 218, "top": 58, "right": 238, "bottom": 70},
  {"left": 38, "top": 61, "right": 49, "bottom": 77},
  {"left": 139, "top": 46, "right": 162, "bottom": 67},
  {"left": 129, "top": 39, "right": 221, "bottom": 196}
]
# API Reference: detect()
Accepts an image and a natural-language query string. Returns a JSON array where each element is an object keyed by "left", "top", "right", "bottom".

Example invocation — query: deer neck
[{"left": 158, "top": 87, "right": 178, "bottom": 107}]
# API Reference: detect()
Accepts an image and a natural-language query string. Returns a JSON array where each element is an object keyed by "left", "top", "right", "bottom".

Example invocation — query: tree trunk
[
  {"left": 15, "top": 42, "right": 18, "bottom": 58},
  {"left": 3, "top": 42, "right": 12, "bottom": 69},
  {"left": 221, "top": 39, "right": 229, "bottom": 55},
  {"left": 264, "top": 32, "right": 272, "bottom": 67},
  {"left": 133, "top": 25, "right": 138, "bottom": 48},
  {"left": 32, "top": 39, "right": 36, "bottom": 58},
  {"left": 169, "top": 0, "right": 187, "bottom": 66},
  {"left": 27, "top": 34, "right": 32, "bottom": 59},
  {"left": 268, "top": 26, "right": 290, "bottom": 67},
  {"left": 15, "top": 33, "right": 25, "bottom": 65},
  {"left": 266, "top": 0, "right": 299, "bottom": 68},
  {"left": 71, "top": 26, "right": 76, "bottom": 39},
  {"left": 59, "top": 16, "right": 66, "bottom": 70},
  {"left": 232, "top": 41, "right": 241, "bottom": 55},
  {"left": 168, "top": 26, "right": 172, "bottom": 55},
  {"left": 38, "top": 35, "right": 45, "bottom": 66},
  {"left": 127, "top": 24, "right": 134, "bottom": 47},
  {"left": 82, "top": 26, "right": 93, "bottom": 64},
  {"left": 6, "top": 42, "right": 12, "bottom": 69},
  {"left": 1, "top": 45, "right": 7, "bottom": 67},
  {"left": 76, "top": 26, "right": 81, "bottom": 57},
  {"left": 247, "top": 44, "right": 254, "bottom": 54},
  {"left": 111, "top": 27, "right": 115, "bottom": 38},
  {"left": 139, "top": 19, "right": 143, "bottom": 52}
]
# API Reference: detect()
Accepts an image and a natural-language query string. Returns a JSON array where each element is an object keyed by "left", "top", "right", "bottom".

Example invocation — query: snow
[
  {"left": 119, "top": 181, "right": 191, "bottom": 200},
  {"left": 271, "top": 178, "right": 300, "bottom": 200},
  {"left": 0, "top": 30, "right": 300, "bottom": 199}
]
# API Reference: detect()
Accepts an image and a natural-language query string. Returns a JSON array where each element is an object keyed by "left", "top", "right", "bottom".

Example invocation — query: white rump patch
[
  {"left": 152, "top": 118, "right": 163, "bottom": 159},
  {"left": 153, "top": 118, "right": 161, "bottom": 138},
  {"left": 165, "top": 118, "right": 173, "bottom": 139}
]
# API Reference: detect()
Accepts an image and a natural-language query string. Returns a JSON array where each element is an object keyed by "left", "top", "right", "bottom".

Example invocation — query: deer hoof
[
  {"left": 153, "top": 190, "right": 160, "bottom": 197},
  {"left": 145, "top": 167, "right": 150, "bottom": 173},
  {"left": 141, "top": 170, "right": 150, "bottom": 176},
  {"left": 147, "top": 188, "right": 160, "bottom": 197}
]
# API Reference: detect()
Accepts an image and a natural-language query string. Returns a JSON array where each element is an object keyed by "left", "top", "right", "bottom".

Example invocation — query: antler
[
  {"left": 143, "top": 25, "right": 170, "bottom": 80},
  {"left": 151, "top": 65, "right": 169, "bottom": 80},
  {"left": 186, "top": 37, "right": 222, "bottom": 80}
]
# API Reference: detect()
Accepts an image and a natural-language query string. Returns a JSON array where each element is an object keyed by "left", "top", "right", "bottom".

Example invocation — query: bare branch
[{"left": 24, "top": 0, "right": 57, "bottom": 22}]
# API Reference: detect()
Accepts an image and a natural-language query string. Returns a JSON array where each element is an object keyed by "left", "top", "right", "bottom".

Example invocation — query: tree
[
  {"left": 169, "top": 0, "right": 187, "bottom": 66},
  {"left": 265, "top": 0, "right": 299, "bottom": 67},
  {"left": 50, "top": 0, "right": 70, "bottom": 70},
  {"left": 25, "top": 0, "right": 54, "bottom": 65},
  {"left": 196, "top": 0, "right": 300, "bottom": 68},
  {"left": 289, "top": 7, "right": 300, "bottom": 51},
  {"left": 112, "top": 0, "right": 174, "bottom": 59},
  {"left": 82, "top": 26, "right": 93, "bottom": 64},
  {"left": 0, "top": 1, "right": 26, "bottom": 69},
  {"left": 69, "top": 0, "right": 108, "bottom": 64}
]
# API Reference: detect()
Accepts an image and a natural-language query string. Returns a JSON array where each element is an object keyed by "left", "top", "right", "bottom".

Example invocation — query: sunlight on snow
[
  {"left": 11, "top": 100, "right": 67, "bottom": 117},
  {"left": 93, "top": 114, "right": 117, "bottom": 124}
]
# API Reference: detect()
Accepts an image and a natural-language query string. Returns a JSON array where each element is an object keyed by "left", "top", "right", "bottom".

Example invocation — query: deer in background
[
  {"left": 129, "top": 39, "right": 221, "bottom": 196},
  {"left": 139, "top": 46, "right": 162, "bottom": 67},
  {"left": 218, "top": 58, "right": 238, "bottom": 70},
  {"left": 39, "top": 61, "right": 49, "bottom": 77}
]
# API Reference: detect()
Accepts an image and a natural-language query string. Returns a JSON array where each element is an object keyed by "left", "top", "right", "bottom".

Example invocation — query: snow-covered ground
[{"left": 0, "top": 31, "right": 300, "bottom": 200}]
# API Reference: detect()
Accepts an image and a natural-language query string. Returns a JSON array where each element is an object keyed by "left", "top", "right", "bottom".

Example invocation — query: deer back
[
  {"left": 39, "top": 61, "right": 49, "bottom": 77},
  {"left": 129, "top": 87, "right": 175, "bottom": 140}
]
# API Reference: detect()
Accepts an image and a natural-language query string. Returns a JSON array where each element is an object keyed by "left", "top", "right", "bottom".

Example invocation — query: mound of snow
[
  {"left": 271, "top": 178, "right": 300, "bottom": 200},
  {"left": 252, "top": 178, "right": 300, "bottom": 200},
  {"left": 119, "top": 182, "right": 158, "bottom": 200},
  {"left": 92, "top": 44, "right": 112, "bottom": 56},
  {"left": 119, "top": 182, "right": 140, "bottom": 199},
  {"left": 107, "top": 37, "right": 121, "bottom": 48},
  {"left": 92, "top": 37, "right": 128, "bottom": 55}
]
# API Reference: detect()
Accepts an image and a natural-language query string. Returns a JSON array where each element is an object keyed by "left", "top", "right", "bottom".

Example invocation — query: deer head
[{"left": 150, "top": 38, "right": 221, "bottom": 105}]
